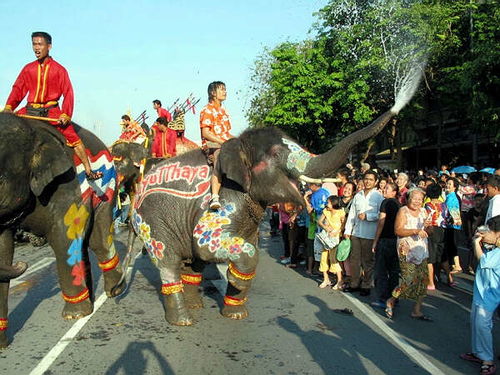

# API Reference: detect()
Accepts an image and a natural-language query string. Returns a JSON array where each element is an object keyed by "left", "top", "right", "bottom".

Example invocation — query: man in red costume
[
  {"left": 119, "top": 114, "right": 146, "bottom": 143},
  {"left": 151, "top": 117, "right": 177, "bottom": 158},
  {"left": 153, "top": 99, "right": 172, "bottom": 123},
  {"left": 3, "top": 31, "right": 102, "bottom": 180}
]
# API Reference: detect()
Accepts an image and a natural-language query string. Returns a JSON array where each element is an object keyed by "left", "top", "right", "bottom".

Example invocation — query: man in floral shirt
[{"left": 199, "top": 81, "right": 234, "bottom": 210}]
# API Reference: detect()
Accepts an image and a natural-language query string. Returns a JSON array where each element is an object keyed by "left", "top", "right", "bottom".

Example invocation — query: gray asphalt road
[{"left": 1, "top": 223, "right": 498, "bottom": 375}]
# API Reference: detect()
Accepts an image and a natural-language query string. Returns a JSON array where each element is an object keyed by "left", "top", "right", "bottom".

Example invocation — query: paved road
[{"left": 1, "top": 223, "right": 498, "bottom": 374}]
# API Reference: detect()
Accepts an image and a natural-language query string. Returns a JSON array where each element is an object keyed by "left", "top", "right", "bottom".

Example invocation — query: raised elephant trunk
[
  {"left": 301, "top": 61, "right": 424, "bottom": 179},
  {"left": 302, "top": 109, "right": 396, "bottom": 179}
]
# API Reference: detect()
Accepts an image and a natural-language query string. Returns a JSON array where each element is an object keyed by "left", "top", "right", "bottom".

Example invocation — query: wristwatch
[{"left": 496, "top": 238, "right": 500, "bottom": 248}]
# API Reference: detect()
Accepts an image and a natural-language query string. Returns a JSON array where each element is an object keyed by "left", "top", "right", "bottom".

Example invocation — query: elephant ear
[
  {"left": 30, "top": 128, "right": 74, "bottom": 196},
  {"left": 218, "top": 138, "right": 251, "bottom": 192}
]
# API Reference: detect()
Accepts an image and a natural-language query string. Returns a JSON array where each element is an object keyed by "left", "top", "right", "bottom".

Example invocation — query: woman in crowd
[
  {"left": 340, "top": 181, "right": 356, "bottom": 215},
  {"left": 386, "top": 188, "right": 432, "bottom": 321},
  {"left": 460, "top": 215, "right": 500, "bottom": 375},
  {"left": 339, "top": 181, "right": 356, "bottom": 283},
  {"left": 424, "top": 183, "right": 448, "bottom": 290},
  {"left": 445, "top": 177, "right": 463, "bottom": 280},
  {"left": 378, "top": 177, "right": 388, "bottom": 194}
]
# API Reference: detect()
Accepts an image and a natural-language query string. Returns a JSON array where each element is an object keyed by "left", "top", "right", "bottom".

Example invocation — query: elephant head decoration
[
  {"left": 131, "top": 65, "right": 424, "bottom": 326},
  {"left": 0, "top": 113, "right": 126, "bottom": 348}
]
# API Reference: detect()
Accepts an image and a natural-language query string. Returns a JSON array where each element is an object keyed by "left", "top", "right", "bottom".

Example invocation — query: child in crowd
[{"left": 317, "top": 196, "right": 346, "bottom": 289}]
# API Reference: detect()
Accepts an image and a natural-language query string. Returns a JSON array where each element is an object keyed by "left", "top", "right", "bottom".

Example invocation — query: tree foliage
[{"left": 247, "top": 0, "right": 499, "bottom": 155}]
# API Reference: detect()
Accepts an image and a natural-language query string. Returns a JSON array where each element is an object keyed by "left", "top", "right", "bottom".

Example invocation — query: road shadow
[
  {"left": 277, "top": 295, "right": 428, "bottom": 375},
  {"left": 105, "top": 340, "right": 174, "bottom": 375},
  {"left": 114, "top": 253, "right": 162, "bottom": 305},
  {"left": 8, "top": 270, "right": 59, "bottom": 344}
]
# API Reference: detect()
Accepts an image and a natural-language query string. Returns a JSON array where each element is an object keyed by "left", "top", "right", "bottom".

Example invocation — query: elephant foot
[
  {"left": 62, "top": 300, "right": 93, "bottom": 320},
  {"left": 104, "top": 270, "right": 127, "bottom": 298},
  {"left": 0, "top": 261, "right": 28, "bottom": 282},
  {"left": 0, "top": 332, "right": 8, "bottom": 349},
  {"left": 164, "top": 293, "right": 193, "bottom": 326},
  {"left": 222, "top": 304, "right": 249, "bottom": 320},
  {"left": 183, "top": 284, "right": 203, "bottom": 309}
]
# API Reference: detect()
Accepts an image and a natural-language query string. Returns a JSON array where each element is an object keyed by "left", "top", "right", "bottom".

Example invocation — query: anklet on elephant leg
[
  {"left": 0, "top": 318, "right": 7, "bottom": 331},
  {"left": 98, "top": 254, "right": 120, "bottom": 272},
  {"left": 62, "top": 288, "right": 90, "bottom": 304},
  {"left": 228, "top": 263, "right": 256, "bottom": 281},
  {"left": 181, "top": 274, "right": 202, "bottom": 286},
  {"left": 223, "top": 295, "right": 248, "bottom": 306},
  {"left": 161, "top": 282, "right": 184, "bottom": 295}
]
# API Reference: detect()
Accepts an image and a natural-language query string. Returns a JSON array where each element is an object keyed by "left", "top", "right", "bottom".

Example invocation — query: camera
[{"left": 476, "top": 225, "right": 495, "bottom": 250}]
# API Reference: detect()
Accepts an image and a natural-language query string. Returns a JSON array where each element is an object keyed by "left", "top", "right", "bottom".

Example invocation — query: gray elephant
[
  {"left": 0, "top": 113, "right": 126, "bottom": 348},
  {"left": 131, "top": 67, "right": 423, "bottom": 326}
]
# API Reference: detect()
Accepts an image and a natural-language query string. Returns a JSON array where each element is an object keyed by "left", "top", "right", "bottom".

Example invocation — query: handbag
[
  {"left": 315, "top": 230, "right": 339, "bottom": 250},
  {"left": 336, "top": 239, "right": 351, "bottom": 261}
]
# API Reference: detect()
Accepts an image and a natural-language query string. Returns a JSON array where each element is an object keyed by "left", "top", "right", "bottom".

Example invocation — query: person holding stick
[{"left": 3, "top": 31, "right": 102, "bottom": 180}]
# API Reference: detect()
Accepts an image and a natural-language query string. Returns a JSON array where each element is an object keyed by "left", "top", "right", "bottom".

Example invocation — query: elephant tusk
[{"left": 298, "top": 175, "right": 341, "bottom": 184}]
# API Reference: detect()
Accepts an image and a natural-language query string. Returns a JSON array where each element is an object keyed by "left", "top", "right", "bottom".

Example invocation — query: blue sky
[{"left": 0, "top": 0, "right": 327, "bottom": 145}]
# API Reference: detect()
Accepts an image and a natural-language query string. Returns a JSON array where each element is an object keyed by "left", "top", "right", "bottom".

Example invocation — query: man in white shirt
[
  {"left": 485, "top": 175, "right": 500, "bottom": 224},
  {"left": 343, "top": 170, "right": 384, "bottom": 296}
]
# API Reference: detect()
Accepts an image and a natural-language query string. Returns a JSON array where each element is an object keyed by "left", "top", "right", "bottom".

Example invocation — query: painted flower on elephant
[
  {"left": 132, "top": 211, "right": 164, "bottom": 265},
  {"left": 229, "top": 244, "right": 242, "bottom": 255},
  {"left": 193, "top": 204, "right": 256, "bottom": 260},
  {"left": 150, "top": 239, "right": 165, "bottom": 260},
  {"left": 199, "top": 230, "right": 212, "bottom": 245},
  {"left": 139, "top": 222, "right": 151, "bottom": 242},
  {"left": 211, "top": 228, "right": 223, "bottom": 238},
  {"left": 64, "top": 203, "right": 90, "bottom": 240},
  {"left": 67, "top": 238, "right": 83, "bottom": 266},
  {"left": 208, "top": 238, "right": 221, "bottom": 253},
  {"left": 194, "top": 224, "right": 204, "bottom": 236},
  {"left": 71, "top": 261, "right": 86, "bottom": 286},
  {"left": 282, "top": 138, "right": 314, "bottom": 173},
  {"left": 242, "top": 243, "right": 256, "bottom": 257}
]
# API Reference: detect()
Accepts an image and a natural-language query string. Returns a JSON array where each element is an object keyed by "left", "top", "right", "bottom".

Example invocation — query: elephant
[
  {"left": 0, "top": 113, "right": 126, "bottom": 348},
  {"left": 111, "top": 128, "right": 199, "bottom": 195},
  {"left": 131, "top": 66, "right": 423, "bottom": 326}
]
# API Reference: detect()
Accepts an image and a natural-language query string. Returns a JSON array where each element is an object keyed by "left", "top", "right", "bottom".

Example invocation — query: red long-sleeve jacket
[{"left": 5, "top": 57, "right": 74, "bottom": 119}]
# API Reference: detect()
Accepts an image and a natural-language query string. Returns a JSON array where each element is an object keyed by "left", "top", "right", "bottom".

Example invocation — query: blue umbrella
[
  {"left": 480, "top": 167, "right": 496, "bottom": 174},
  {"left": 451, "top": 166, "right": 476, "bottom": 174}
]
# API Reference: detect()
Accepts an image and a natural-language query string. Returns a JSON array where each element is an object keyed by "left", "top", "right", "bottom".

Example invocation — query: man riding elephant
[
  {"left": 3, "top": 31, "right": 102, "bottom": 181},
  {"left": 200, "top": 81, "right": 235, "bottom": 210},
  {"left": 151, "top": 117, "right": 177, "bottom": 158}
]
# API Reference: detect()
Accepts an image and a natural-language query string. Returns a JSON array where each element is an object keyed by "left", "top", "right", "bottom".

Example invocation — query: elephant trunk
[
  {"left": 301, "top": 61, "right": 424, "bottom": 179},
  {"left": 302, "top": 109, "right": 395, "bottom": 179}
]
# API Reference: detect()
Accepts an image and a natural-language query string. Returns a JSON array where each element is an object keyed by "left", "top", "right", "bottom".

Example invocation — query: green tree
[{"left": 247, "top": 0, "right": 499, "bottom": 163}]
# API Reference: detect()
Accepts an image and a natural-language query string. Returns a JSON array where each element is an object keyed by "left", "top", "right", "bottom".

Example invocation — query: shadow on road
[
  {"left": 277, "top": 295, "right": 425, "bottom": 375},
  {"left": 8, "top": 272, "right": 59, "bottom": 344},
  {"left": 105, "top": 340, "right": 174, "bottom": 375}
]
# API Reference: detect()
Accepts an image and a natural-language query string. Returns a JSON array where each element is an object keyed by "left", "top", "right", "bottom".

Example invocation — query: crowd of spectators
[{"left": 271, "top": 164, "right": 500, "bottom": 374}]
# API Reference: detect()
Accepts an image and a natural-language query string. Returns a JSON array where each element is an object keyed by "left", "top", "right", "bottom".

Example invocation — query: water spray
[{"left": 390, "top": 57, "right": 427, "bottom": 114}]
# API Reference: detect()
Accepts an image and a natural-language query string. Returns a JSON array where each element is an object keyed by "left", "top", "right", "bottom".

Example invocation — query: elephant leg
[
  {"left": 221, "top": 261, "right": 257, "bottom": 320},
  {"left": 0, "top": 262, "right": 28, "bottom": 282},
  {"left": 0, "top": 229, "right": 14, "bottom": 348},
  {"left": 89, "top": 206, "right": 126, "bottom": 297},
  {"left": 181, "top": 259, "right": 206, "bottom": 309},
  {"left": 47, "top": 226, "right": 93, "bottom": 320},
  {"left": 159, "top": 260, "right": 193, "bottom": 326}
]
